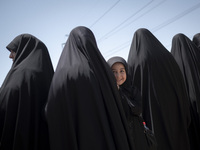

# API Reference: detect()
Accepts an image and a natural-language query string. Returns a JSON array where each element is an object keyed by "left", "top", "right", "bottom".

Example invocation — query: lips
[{"left": 117, "top": 80, "right": 123, "bottom": 85}]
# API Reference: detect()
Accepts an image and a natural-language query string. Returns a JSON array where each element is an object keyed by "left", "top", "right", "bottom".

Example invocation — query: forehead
[{"left": 111, "top": 62, "right": 125, "bottom": 70}]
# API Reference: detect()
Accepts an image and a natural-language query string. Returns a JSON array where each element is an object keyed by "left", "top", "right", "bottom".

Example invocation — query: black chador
[
  {"left": 127, "top": 28, "right": 191, "bottom": 150},
  {"left": 0, "top": 34, "right": 54, "bottom": 150},
  {"left": 45, "top": 26, "right": 134, "bottom": 150}
]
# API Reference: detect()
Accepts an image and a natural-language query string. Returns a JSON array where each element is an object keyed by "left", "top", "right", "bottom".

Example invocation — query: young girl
[{"left": 107, "top": 56, "right": 150, "bottom": 150}]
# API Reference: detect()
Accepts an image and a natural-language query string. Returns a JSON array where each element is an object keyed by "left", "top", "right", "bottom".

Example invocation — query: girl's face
[{"left": 111, "top": 62, "right": 127, "bottom": 86}]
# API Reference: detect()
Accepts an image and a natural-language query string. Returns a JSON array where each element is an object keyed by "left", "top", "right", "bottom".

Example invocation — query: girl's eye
[
  {"left": 120, "top": 70, "right": 125, "bottom": 74},
  {"left": 113, "top": 71, "right": 117, "bottom": 74}
]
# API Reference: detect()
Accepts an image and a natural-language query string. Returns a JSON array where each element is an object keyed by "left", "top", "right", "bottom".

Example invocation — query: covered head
[
  {"left": 192, "top": 33, "right": 200, "bottom": 49},
  {"left": 5, "top": 34, "right": 52, "bottom": 67},
  {"left": 107, "top": 56, "right": 128, "bottom": 71},
  {"left": 6, "top": 35, "right": 21, "bottom": 52}
]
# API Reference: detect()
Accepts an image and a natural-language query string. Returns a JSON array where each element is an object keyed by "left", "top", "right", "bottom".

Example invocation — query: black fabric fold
[{"left": 192, "top": 33, "right": 200, "bottom": 49}]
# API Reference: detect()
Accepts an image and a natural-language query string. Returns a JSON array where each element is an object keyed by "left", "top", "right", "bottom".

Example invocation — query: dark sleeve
[{"left": 127, "top": 86, "right": 142, "bottom": 116}]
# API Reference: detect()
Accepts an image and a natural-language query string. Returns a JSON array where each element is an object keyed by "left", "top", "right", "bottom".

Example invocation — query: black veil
[
  {"left": 45, "top": 26, "right": 134, "bottom": 150},
  {"left": 127, "top": 28, "right": 191, "bottom": 150},
  {"left": 0, "top": 34, "right": 54, "bottom": 150},
  {"left": 171, "top": 33, "right": 200, "bottom": 149}
]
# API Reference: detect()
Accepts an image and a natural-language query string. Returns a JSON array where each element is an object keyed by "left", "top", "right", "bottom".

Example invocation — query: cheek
[
  {"left": 123, "top": 74, "right": 126, "bottom": 80},
  {"left": 125, "top": 75, "right": 127, "bottom": 80}
]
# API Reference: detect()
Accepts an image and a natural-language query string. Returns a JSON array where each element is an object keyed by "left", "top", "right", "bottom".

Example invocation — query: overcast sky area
[{"left": 1, "top": 0, "right": 200, "bottom": 86}]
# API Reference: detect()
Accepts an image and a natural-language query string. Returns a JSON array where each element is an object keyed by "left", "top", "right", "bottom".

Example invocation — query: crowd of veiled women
[{"left": 0, "top": 26, "right": 200, "bottom": 150}]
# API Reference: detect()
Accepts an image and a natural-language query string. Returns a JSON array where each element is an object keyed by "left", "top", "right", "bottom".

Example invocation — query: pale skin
[
  {"left": 9, "top": 50, "right": 16, "bottom": 61},
  {"left": 111, "top": 62, "right": 127, "bottom": 89}
]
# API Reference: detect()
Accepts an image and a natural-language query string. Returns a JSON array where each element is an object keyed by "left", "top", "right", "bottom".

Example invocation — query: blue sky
[{"left": 1, "top": 0, "right": 200, "bottom": 86}]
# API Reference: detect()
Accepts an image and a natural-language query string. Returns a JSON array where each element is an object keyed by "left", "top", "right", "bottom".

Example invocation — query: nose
[
  {"left": 115, "top": 73, "right": 121, "bottom": 79},
  {"left": 116, "top": 73, "right": 120, "bottom": 77},
  {"left": 9, "top": 53, "right": 13, "bottom": 59}
]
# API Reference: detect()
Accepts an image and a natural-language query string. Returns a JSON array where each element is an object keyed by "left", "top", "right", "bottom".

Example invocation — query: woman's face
[
  {"left": 9, "top": 50, "right": 16, "bottom": 61},
  {"left": 111, "top": 62, "right": 127, "bottom": 86}
]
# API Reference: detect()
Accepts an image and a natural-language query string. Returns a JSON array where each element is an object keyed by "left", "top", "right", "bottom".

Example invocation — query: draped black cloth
[
  {"left": 0, "top": 34, "right": 54, "bottom": 150},
  {"left": 171, "top": 33, "right": 200, "bottom": 150},
  {"left": 45, "top": 26, "right": 134, "bottom": 150},
  {"left": 127, "top": 28, "right": 191, "bottom": 150},
  {"left": 192, "top": 33, "right": 200, "bottom": 49},
  {"left": 107, "top": 56, "right": 150, "bottom": 150}
]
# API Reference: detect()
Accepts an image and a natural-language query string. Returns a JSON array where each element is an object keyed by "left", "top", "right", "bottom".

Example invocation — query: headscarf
[
  {"left": 127, "top": 28, "right": 191, "bottom": 150},
  {"left": 45, "top": 26, "right": 134, "bottom": 150},
  {"left": 171, "top": 33, "right": 200, "bottom": 149},
  {"left": 0, "top": 34, "right": 54, "bottom": 150}
]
